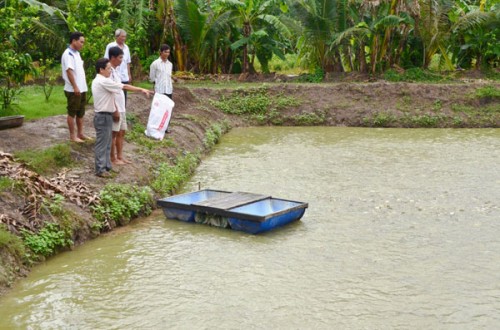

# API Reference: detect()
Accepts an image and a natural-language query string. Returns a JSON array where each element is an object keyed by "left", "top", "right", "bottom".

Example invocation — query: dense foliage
[{"left": 0, "top": 0, "right": 497, "bottom": 92}]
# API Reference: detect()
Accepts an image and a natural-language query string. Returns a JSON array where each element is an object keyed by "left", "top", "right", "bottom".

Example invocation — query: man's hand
[{"left": 142, "top": 89, "right": 154, "bottom": 98}]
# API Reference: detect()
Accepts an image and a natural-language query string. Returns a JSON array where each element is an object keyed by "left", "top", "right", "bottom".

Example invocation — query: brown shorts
[{"left": 65, "top": 91, "right": 86, "bottom": 118}]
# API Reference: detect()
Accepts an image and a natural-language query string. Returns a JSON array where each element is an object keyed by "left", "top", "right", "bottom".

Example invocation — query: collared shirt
[
  {"left": 91, "top": 74, "right": 123, "bottom": 113},
  {"left": 61, "top": 47, "right": 88, "bottom": 92},
  {"left": 149, "top": 57, "right": 173, "bottom": 94},
  {"left": 104, "top": 42, "right": 132, "bottom": 82},
  {"left": 110, "top": 67, "right": 126, "bottom": 113}
]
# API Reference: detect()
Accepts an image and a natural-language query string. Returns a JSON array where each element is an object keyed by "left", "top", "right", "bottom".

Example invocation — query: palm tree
[
  {"left": 416, "top": 0, "right": 454, "bottom": 69},
  {"left": 289, "top": 0, "right": 347, "bottom": 72},
  {"left": 218, "top": 0, "right": 290, "bottom": 73},
  {"left": 451, "top": 2, "right": 499, "bottom": 69},
  {"left": 175, "top": 0, "right": 235, "bottom": 73}
]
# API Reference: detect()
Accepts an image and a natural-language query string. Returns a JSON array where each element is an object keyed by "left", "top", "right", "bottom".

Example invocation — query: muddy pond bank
[{"left": 0, "top": 81, "right": 499, "bottom": 295}]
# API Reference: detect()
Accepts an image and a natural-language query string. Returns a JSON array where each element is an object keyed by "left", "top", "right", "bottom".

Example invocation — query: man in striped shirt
[{"left": 149, "top": 44, "right": 177, "bottom": 100}]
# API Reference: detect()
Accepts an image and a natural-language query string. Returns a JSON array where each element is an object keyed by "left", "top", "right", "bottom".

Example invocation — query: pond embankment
[{"left": 0, "top": 81, "right": 499, "bottom": 296}]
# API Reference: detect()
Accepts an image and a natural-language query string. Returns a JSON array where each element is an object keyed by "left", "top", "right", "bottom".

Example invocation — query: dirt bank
[{"left": 0, "top": 81, "right": 499, "bottom": 295}]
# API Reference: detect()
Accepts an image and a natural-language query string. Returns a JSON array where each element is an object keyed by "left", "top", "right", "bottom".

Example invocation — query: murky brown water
[{"left": 1, "top": 127, "right": 499, "bottom": 329}]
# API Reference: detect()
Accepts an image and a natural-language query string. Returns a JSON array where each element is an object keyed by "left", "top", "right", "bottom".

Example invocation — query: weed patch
[
  {"left": 363, "top": 112, "right": 397, "bottom": 127},
  {"left": 92, "top": 184, "right": 154, "bottom": 228},
  {"left": 401, "top": 114, "right": 445, "bottom": 127},
  {"left": 209, "top": 86, "right": 301, "bottom": 117},
  {"left": 22, "top": 223, "right": 73, "bottom": 259},
  {"left": 292, "top": 111, "right": 326, "bottom": 125},
  {"left": 151, "top": 153, "right": 200, "bottom": 196},
  {"left": 474, "top": 85, "right": 500, "bottom": 105},
  {"left": 203, "top": 121, "right": 230, "bottom": 149}
]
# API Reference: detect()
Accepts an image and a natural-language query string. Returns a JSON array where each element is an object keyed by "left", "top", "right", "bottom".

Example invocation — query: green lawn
[{"left": 17, "top": 85, "right": 67, "bottom": 120}]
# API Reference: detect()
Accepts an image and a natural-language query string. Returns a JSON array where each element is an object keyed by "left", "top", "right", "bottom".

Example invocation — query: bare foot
[
  {"left": 119, "top": 158, "right": 132, "bottom": 164},
  {"left": 71, "top": 138, "right": 84, "bottom": 143},
  {"left": 112, "top": 159, "right": 126, "bottom": 165},
  {"left": 78, "top": 135, "right": 90, "bottom": 140}
]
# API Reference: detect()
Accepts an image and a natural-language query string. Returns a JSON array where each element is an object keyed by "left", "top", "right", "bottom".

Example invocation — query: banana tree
[{"left": 155, "top": 0, "right": 186, "bottom": 71}]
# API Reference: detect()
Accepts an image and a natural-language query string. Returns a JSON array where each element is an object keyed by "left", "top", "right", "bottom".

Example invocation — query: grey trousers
[{"left": 94, "top": 112, "right": 113, "bottom": 174}]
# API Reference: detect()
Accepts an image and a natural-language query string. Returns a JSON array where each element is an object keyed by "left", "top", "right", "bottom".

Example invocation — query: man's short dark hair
[
  {"left": 160, "top": 44, "right": 171, "bottom": 52},
  {"left": 108, "top": 46, "right": 124, "bottom": 59},
  {"left": 95, "top": 58, "right": 109, "bottom": 74},
  {"left": 69, "top": 32, "right": 84, "bottom": 43}
]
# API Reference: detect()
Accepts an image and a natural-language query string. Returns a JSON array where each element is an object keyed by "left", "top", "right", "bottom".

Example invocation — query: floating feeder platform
[{"left": 157, "top": 189, "right": 308, "bottom": 234}]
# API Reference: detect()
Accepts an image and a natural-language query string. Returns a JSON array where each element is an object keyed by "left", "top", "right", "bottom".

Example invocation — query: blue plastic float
[{"left": 157, "top": 189, "right": 308, "bottom": 234}]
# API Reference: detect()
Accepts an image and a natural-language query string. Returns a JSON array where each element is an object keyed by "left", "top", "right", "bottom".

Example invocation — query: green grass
[
  {"left": 0, "top": 177, "right": 14, "bottom": 191},
  {"left": 134, "top": 81, "right": 154, "bottom": 89},
  {"left": 383, "top": 68, "right": 451, "bottom": 83},
  {"left": 253, "top": 53, "right": 306, "bottom": 75},
  {"left": 14, "top": 143, "right": 74, "bottom": 175},
  {"left": 0, "top": 225, "right": 25, "bottom": 257},
  {"left": 17, "top": 85, "right": 67, "bottom": 120},
  {"left": 475, "top": 86, "right": 500, "bottom": 99}
]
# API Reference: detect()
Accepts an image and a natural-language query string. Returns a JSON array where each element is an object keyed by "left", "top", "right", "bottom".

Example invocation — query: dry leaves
[{"left": 0, "top": 151, "right": 100, "bottom": 233}]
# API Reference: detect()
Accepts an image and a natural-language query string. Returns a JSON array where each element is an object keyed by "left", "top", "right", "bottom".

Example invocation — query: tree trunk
[
  {"left": 359, "top": 41, "right": 367, "bottom": 73},
  {"left": 242, "top": 22, "right": 251, "bottom": 73}
]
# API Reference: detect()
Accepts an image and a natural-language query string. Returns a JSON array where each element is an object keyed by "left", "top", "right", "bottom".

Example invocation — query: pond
[{"left": 1, "top": 127, "right": 499, "bottom": 328}]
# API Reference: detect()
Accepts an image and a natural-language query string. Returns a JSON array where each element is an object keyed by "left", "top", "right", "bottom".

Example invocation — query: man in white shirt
[
  {"left": 149, "top": 44, "right": 177, "bottom": 100},
  {"left": 108, "top": 46, "right": 129, "bottom": 165},
  {"left": 61, "top": 32, "right": 88, "bottom": 143},
  {"left": 104, "top": 29, "right": 132, "bottom": 100},
  {"left": 92, "top": 58, "right": 152, "bottom": 178}
]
